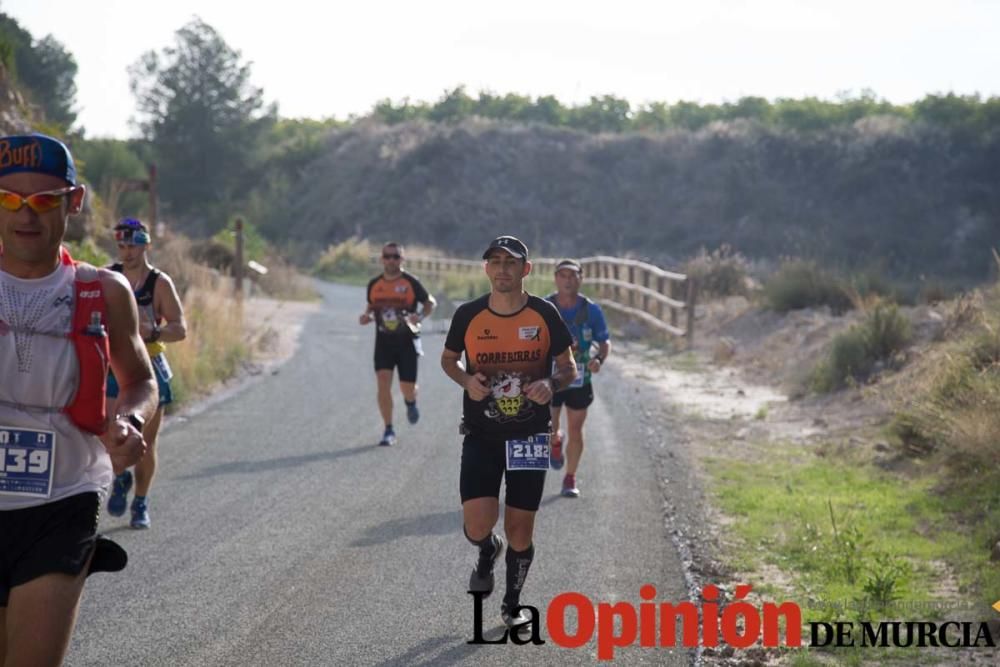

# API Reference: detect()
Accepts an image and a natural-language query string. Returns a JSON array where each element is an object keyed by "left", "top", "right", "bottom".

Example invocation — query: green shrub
[
  {"left": 813, "top": 304, "right": 911, "bottom": 391},
  {"left": 862, "top": 303, "right": 911, "bottom": 360},
  {"left": 813, "top": 328, "right": 870, "bottom": 392},
  {"left": 683, "top": 245, "right": 750, "bottom": 298},
  {"left": 764, "top": 260, "right": 852, "bottom": 314}
]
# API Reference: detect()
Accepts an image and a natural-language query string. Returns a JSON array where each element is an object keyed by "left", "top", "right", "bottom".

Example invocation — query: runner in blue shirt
[{"left": 546, "top": 259, "right": 611, "bottom": 497}]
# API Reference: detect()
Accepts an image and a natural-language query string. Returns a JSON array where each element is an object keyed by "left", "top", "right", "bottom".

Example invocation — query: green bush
[
  {"left": 813, "top": 328, "right": 871, "bottom": 392},
  {"left": 764, "top": 260, "right": 852, "bottom": 314},
  {"left": 862, "top": 303, "right": 911, "bottom": 360},
  {"left": 683, "top": 245, "right": 750, "bottom": 298},
  {"left": 813, "top": 303, "right": 911, "bottom": 391}
]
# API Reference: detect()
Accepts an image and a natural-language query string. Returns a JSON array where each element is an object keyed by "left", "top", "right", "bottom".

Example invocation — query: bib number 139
[
  {"left": 0, "top": 427, "right": 56, "bottom": 498},
  {"left": 0, "top": 447, "right": 50, "bottom": 473}
]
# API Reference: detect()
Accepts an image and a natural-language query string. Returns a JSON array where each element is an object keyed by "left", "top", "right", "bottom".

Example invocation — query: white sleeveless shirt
[{"left": 0, "top": 260, "right": 112, "bottom": 510}]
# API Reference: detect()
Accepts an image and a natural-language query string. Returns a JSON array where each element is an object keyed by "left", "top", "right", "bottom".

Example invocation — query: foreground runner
[
  {"left": 546, "top": 259, "right": 611, "bottom": 497},
  {"left": 0, "top": 133, "right": 154, "bottom": 666},
  {"left": 441, "top": 235, "right": 575, "bottom": 626},
  {"left": 360, "top": 242, "right": 435, "bottom": 446},
  {"left": 105, "top": 218, "right": 187, "bottom": 529}
]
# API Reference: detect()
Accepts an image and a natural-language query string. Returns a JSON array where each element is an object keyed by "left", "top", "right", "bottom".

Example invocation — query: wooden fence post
[
  {"left": 685, "top": 277, "right": 698, "bottom": 345},
  {"left": 234, "top": 217, "right": 244, "bottom": 299},
  {"left": 670, "top": 280, "right": 679, "bottom": 330},
  {"left": 657, "top": 276, "right": 666, "bottom": 322}
]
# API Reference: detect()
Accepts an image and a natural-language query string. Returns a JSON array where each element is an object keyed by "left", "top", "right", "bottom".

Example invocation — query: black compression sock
[
  {"left": 464, "top": 526, "right": 498, "bottom": 558},
  {"left": 503, "top": 543, "right": 535, "bottom": 608},
  {"left": 405, "top": 399, "right": 416, "bottom": 406}
]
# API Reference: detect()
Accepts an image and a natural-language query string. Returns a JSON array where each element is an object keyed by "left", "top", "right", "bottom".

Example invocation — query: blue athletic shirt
[{"left": 545, "top": 294, "right": 610, "bottom": 387}]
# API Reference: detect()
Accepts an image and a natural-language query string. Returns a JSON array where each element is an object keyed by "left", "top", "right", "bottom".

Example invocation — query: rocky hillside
[
  {"left": 272, "top": 117, "right": 998, "bottom": 286},
  {"left": 0, "top": 63, "right": 33, "bottom": 134}
]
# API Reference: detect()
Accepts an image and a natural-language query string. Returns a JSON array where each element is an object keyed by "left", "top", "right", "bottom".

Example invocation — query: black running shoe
[
  {"left": 501, "top": 602, "right": 532, "bottom": 628},
  {"left": 468, "top": 533, "right": 505, "bottom": 596}
]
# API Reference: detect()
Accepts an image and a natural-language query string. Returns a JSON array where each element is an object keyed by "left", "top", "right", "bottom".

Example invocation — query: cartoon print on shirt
[{"left": 483, "top": 371, "right": 535, "bottom": 423}]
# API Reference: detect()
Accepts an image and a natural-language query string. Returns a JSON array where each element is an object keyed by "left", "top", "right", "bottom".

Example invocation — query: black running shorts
[
  {"left": 551, "top": 384, "right": 594, "bottom": 410},
  {"left": 373, "top": 338, "right": 419, "bottom": 382},
  {"left": 0, "top": 492, "right": 100, "bottom": 607},
  {"left": 460, "top": 435, "right": 547, "bottom": 511}
]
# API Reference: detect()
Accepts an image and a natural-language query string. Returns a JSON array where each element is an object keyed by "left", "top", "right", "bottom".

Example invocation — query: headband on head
[{"left": 114, "top": 217, "right": 151, "bottom": 245}]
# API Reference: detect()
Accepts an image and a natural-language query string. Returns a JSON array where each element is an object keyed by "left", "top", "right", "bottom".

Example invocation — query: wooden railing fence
[{"left": 381, "top": 255, "right": 697, "bottom": 343}]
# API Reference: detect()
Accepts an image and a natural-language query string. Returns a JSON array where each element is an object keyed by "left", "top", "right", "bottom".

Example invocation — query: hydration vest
[
  {"left": 546, "top": 293, "right": 595, "bottom": 329},
  {"left": 62, "top": 246, "right": 111, "bottom": 434}
]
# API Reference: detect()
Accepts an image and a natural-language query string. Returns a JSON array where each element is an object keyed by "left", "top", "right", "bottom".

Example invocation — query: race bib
[
  {"left": 0, "top": 426, "right": 56, "bottom": 498},
  {"left": 152, "top": 353, "right": 174, "bottom": 382},
  {"left": 506, "top": 434, "right": 551, "bottom": 471}
]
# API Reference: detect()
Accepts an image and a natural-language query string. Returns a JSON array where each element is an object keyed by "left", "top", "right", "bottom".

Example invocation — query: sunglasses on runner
[
  {"left": 0, "top": 186, "right": 76, "bottom": 214},
  {"left": 382, "top": 253, "right": 401, "bottom": 260}
]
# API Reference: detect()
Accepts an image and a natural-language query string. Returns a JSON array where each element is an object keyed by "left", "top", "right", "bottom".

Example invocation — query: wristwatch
[{"left": 119, "top": 412, "right": 145, "bottom": 431}]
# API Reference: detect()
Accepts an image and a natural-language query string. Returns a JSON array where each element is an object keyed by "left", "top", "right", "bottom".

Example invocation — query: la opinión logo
[
  {"left": 467, "top": 585, "right": 999, "bottom": 660},
  {"left": 469, "top": 584, "right": 801, "bottom": 660}
]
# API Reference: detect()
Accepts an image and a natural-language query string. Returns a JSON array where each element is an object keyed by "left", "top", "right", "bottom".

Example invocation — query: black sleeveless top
[{"left": 110, "top": 263, "right": 161, "bottom": 306}]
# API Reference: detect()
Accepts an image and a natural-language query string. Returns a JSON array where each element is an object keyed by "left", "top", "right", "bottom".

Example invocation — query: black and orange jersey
[
  {"left": 366, "top": 271, "right": 430, "bottom": 341},
  {"left": 444, "top": 293, "right": 573, "bottom": 438}
]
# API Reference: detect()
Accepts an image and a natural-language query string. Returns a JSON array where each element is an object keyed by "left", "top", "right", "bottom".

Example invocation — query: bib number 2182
[{"left": 505, "top": 434, "right": 551, "bottom": 471}]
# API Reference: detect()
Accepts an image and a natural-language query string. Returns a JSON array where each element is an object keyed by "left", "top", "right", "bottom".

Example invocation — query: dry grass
[
  {"left": 889, "top": 285, "right": 1000, "bottom": 469},
  {"left": 143, "top": 234, "right": 249, "bottom": 406},
  {"left": 255, "top": 255, "right": 318, "bottom": 301},
  {"left": 164, "top": 279, "right": 248, "bottom": 407}
]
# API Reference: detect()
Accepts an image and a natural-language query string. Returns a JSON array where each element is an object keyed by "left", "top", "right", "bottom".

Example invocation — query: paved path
[{"left": 69, "top": 282, "right": 691, "bottom": 666}]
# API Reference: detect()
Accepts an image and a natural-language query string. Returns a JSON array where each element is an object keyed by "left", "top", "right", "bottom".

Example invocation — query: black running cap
[
  {"left": 555, "top": 259, "right": 582, "bottom": 274},
  {"left": 482, "top": 236, "right": 528, "bottom": 260}
]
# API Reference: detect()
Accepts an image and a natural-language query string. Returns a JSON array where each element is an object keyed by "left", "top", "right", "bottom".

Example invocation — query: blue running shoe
[
  {"left": 130, "top": 497, "right": 150, "bottom": 529},
  {"left": 406, "top": 401, "right": 420, "bottom": 425},
  {"left": 107, "top": 470, "right": 133, "bottom": 517},
  {"left": 379, "top": 427, "right": 397, "bottom": 447}
]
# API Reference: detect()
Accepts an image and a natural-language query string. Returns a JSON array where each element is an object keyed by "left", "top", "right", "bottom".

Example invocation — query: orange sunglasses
[{"left": 0, "top": 186, "right": 76, "bottom": 214}]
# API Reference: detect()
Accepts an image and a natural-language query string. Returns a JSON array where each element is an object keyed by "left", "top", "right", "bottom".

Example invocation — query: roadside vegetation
[{"left": 703, "top": 258, "right": 1000, "bottom": 664}]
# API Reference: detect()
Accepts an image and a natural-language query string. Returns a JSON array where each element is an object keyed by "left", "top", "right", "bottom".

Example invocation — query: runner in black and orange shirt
[
  {"left": 441, "top": 235, "right": 576, "bottom": 628},
  {"left": 360, "top": 242, "right": 435, "bottom": 446}
]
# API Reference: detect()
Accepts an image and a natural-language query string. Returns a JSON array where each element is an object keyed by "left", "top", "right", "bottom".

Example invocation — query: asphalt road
[{"left": 68, "top": 282, "right": 692, "bottom": 666}]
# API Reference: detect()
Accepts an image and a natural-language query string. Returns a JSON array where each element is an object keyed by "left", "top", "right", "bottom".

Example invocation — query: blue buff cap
[{"left": 0, "top": 133, "right": 77, "bottom": 185}]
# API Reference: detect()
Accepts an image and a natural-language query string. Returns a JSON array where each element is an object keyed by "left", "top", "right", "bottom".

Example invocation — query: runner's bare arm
[
  {"left": 100, "top": 271, "right": 155, "bottom": 470},
  {"left": 150, "top": 272, "right": 187, "bottom": 343},
  {"left": 441, "top": 347, "right": 490, "bottom": 400},
  {"left": 588, "top": 340, "right": 611, "bottom": 373}
]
